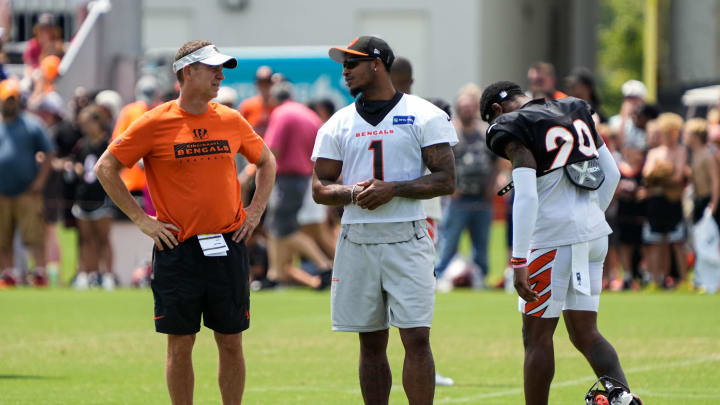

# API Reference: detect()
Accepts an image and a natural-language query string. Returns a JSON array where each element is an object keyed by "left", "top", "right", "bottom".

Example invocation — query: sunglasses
[{"left": 343, "top": 57, "right": 375, "bottom": 69}]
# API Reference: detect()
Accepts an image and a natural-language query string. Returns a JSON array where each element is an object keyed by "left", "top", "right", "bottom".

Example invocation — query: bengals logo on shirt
[
  {"left": 174, "top": 140, "right": 231, "bottom": 158},
  {"left": 192, "top": 128, "right": 208, "bottom": 140}
]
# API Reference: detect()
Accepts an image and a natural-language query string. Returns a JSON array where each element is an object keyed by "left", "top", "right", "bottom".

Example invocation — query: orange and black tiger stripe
[{"left": 524, "top": 249, "right": 557, "bottom": 317}]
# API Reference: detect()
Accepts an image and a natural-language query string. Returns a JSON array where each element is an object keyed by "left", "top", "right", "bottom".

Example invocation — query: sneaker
[
  {"left": 102, "top": 273, "right": 116, "bottom": 291},
  {"left": 676, "top": 279, "right": 693, "bottom": 292},
  {"left": 435, "top": 372, "right": 454, "bottom": 386},
  {"left": 87, "top": 272, "right": 101, "bottom": 288},
  {"left": 471, "top": 271, "right": 486, "bottom": 290},
  {"left": 1, "top": 269, "right": 19, "bottom": 287},
  {"left": 250, "top": 278, "right": 278, "bottom": 291},
  {"left": 643, "top": 282, "right": 659, "bottom": 292},
  {"left": 31, "top": 269, "right": 48, "bottom": 287},
  {"left": 74, "top": 272, "right": 89, "bottom": 290},
  {"left": 436, "top": 278, "right": 453, "bottom": 293}
]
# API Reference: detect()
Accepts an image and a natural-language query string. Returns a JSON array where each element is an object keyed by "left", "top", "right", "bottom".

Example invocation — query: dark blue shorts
[{"left": 150, "top": 233, "right": 250, "bottom": 335}]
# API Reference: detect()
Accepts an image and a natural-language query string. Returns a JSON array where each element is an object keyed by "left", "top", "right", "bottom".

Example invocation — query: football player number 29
[
  {"left": 368, "top": 140, "right": 384, "bottom": 180},
  {"left": 545, "top": 119, "right": 598, "bottom": 170}
]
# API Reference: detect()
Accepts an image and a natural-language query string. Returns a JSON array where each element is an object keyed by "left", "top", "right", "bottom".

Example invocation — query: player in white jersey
[
  {"left": 480, "top": 81, "right": 642, "bottom": 405},
  {"left": 312, "top": 36, "right": 457, "bottom": 405}
]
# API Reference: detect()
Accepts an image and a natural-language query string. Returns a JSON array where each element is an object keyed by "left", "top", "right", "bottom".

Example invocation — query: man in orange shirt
[
  {"left": 238, "top": 65, "right": 274, "bottom": 136},
  {"left": 95, "top": 40, "right": 276, "bottom": 405},
  {"left": 527, "top": 61, "right": 568, "bottom": 101},
  {"left": 111, "top": 76, "right": 161, "bottom": 207}
]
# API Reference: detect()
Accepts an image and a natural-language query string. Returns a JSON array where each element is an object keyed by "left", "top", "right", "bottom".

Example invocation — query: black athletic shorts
[{"left": 150, "top": 232, "right": 250, "bottom": 335}]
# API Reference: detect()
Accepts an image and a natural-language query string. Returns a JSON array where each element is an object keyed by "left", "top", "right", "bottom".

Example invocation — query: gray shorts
[
  {"left": 331, "top": 220, "right": 436, "bottom": 332},
  {"left": 266, "top": 175, "right": 309, "bottom": 237}
]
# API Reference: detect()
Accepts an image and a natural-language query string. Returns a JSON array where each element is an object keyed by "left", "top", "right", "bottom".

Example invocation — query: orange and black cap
[{"left": 329, "top": 36, "right": 395, "bottom": 69}]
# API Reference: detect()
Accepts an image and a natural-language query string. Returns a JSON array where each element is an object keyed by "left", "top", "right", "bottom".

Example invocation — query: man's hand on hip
[
  {"left": 355, "top": 179, "right": 395, "bottom": 210},
  {"left": 137, "top": 216, "right": 180, "bottom": 250},
  {"left": 233, "top": 203, "right": 263, "bottom": 243}
]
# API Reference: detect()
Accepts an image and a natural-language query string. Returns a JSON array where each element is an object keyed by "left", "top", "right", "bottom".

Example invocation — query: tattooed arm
[
  {"left": 312, "top": 157, "right": 355, "bottom": 206},
  {"left": 505, "top": 138, "right": 537, "bottom": 170},
  {"left": 355, "top": 143, "right": 456, "bottom": 210}
]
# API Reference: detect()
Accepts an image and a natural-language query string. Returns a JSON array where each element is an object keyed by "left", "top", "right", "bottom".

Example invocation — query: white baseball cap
[
  {"left": 215, "top": 86, "right": 238, "bottom": 106},
  {"left": 172, "top": 45, "right": 237, "bottom": 73},
  {"left": 621, "top": 80, "right": 647, "bottom": 99}
]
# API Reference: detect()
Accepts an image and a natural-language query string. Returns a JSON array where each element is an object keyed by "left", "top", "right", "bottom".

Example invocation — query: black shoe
[{"left": 250, "top": 278, "right": 278, "bottom": 291}]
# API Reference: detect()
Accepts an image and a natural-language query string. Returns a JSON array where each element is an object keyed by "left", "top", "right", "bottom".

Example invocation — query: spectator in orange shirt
[
  {"left": 95, "top": 40, "right": 276, "bottom": 404},
  {"left": 111, "top": 76, "right": 160, "bottom": 213},
  {"left": 238, "top": 65, "right": 274, "bottom": 136},
  {"left": 528, "top": 61, "right": 567, "bottom": 101},
  {"left": 22, "top": 13, "right": 64, "bottom": 80},
  {"left": 27, "top": 55, "right": 62, "bottom": 112}
]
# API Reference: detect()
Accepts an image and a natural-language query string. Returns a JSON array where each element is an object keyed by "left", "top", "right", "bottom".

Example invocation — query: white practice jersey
[
  {"left": 422, "top": 196, "right": 443, "bottom": 221},
  {"left": 531, "top": 169, "right": 612, "bottom": 249},
  {"left": 312, "top": 93, "right": 458, "bottom": 224}
]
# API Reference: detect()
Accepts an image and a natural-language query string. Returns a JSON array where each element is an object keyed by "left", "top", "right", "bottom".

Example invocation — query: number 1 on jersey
[{"left": 368, "top": 140, "right": 384, "bottom": 180}]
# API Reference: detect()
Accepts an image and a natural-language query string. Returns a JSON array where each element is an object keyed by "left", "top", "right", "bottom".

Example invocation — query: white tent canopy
[{"left": 682, "top": 85, "right": 720, "bottom": 107}]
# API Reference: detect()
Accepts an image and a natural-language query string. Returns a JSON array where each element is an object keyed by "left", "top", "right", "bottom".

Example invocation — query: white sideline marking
[{"left": 436, "top": 355, "right": 720, "bottom": 403}]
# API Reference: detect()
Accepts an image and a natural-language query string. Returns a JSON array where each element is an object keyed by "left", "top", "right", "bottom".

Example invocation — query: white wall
[
  {"left": 143, "top": 0, "right": 479, "bottom": 104},
  {"left": 670, "top": 0, "right": 720, "bottom": 83},
  {"left": 142, "top": 0, "right": 598, "bottom": 104},
  {"left": 478, "top": 0, "right": 598, "bottom": 92},
  {"left": 56, "top": 0, "right": 143, "bottom": 103}
]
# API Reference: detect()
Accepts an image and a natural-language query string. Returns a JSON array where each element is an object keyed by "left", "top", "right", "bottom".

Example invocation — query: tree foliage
[{"left": 597, "top": 0, "right": 645, "bottom": 116}]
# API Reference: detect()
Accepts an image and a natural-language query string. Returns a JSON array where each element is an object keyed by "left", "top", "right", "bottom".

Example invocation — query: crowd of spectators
[{"left": 1, "top": 17, "right": 718, "bottom": 294}]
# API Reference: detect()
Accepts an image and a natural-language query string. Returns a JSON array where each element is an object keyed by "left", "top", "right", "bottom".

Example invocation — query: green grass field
[{"left": 1, "top": 288, "right": 718, "bottom": 404}]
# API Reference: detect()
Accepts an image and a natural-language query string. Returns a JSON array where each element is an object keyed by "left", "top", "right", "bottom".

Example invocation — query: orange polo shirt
[{"left": 109, "top": 100, "right": 264, "bottom": 242}]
